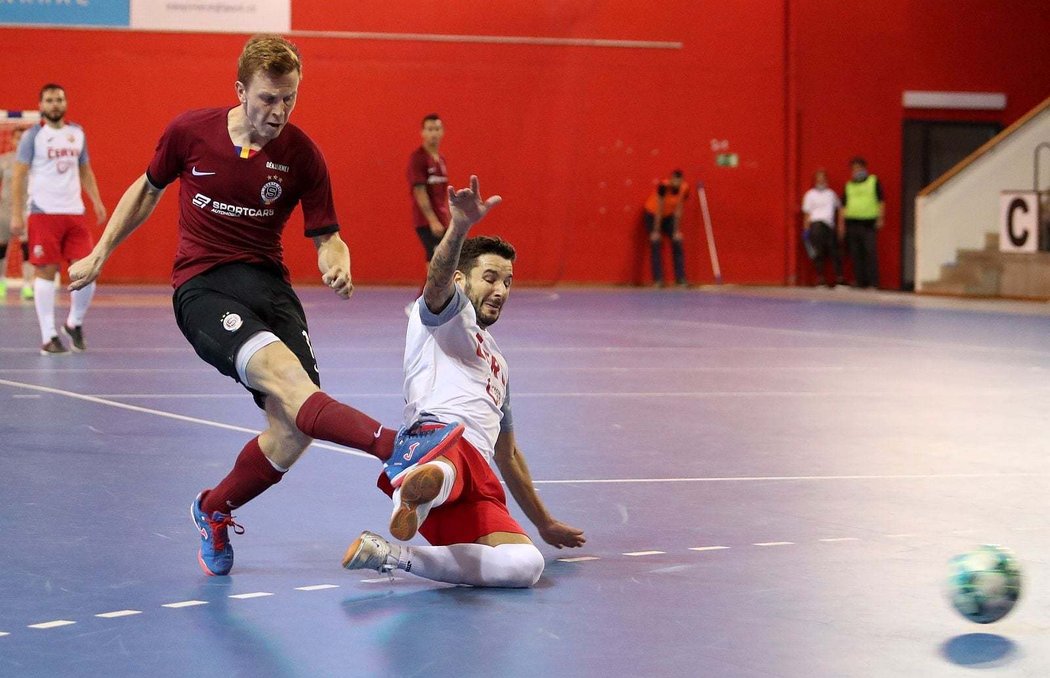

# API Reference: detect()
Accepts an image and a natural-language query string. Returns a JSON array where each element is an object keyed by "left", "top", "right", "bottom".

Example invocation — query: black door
[{"left": 900, "top": 120, "right": 1001, "bottom": 290}]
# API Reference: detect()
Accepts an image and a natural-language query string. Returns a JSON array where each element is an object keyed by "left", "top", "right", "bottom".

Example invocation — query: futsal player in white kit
[{"left": 342, "top": 176, "right": 586, "bottom": 587}]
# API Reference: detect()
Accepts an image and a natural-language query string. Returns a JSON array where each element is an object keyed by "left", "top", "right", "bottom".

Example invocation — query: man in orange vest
[{"left": 643, "top": 169, "right": 688, "bottom": 287}]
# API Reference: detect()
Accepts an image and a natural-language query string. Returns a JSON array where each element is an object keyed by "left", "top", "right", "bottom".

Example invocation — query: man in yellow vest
[{"left": 837, "top": 157, "right": 884, "bottom": 288}]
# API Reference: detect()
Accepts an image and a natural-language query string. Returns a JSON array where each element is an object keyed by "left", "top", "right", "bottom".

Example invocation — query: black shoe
[
  {"left": 40, "top": 336, "right": 70, "bottom": 356},
  {"left": 62, "top": 324, "right": 85, "bottom": 352}
]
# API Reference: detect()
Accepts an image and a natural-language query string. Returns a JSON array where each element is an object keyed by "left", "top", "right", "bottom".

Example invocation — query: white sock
[
  {"left": 390, "top": 459, "right": 457, "bottom": 528},
  {"left": 398, "top": 542, "right": 544, "bottom": 588},
  {"left": 67, "top": 281, "right": 95, "bottom": 327},
  {"left": 34, "top": 276, "right": 57, "bottom": 342}
]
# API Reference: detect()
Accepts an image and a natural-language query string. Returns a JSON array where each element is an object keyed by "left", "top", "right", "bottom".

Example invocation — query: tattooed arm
[{"left": 422, "top": 175, "right": 502, "bottom": 314}]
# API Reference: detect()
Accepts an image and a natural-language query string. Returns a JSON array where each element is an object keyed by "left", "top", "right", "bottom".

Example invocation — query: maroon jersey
[
  {"left": 147, "top": 107, "right": 339, "bottom": 288},
  {"left": 406, "top": 146, "right": 450, "bottom": 228}
]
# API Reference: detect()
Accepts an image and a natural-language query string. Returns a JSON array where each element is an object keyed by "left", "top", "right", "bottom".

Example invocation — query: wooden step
[{"left": 923, "top": 234, "right": 1050, "bottom": 298}]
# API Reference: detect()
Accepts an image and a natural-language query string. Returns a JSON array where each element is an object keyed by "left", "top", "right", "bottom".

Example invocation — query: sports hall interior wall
[
  {"left": 1, "top": 1, "right": 1047, "bottom": 288},
  {"left": 789, "top": 0, "right": 1050, "bottom": 289}
]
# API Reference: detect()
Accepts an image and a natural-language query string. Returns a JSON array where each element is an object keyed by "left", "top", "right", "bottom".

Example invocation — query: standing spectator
[
  {"left": 838, "top": 157, "right": 884, "bottom": 289},
  {"left": 10, "top": 84, "right": 107, "bottom": 354},
  {"left": 406, "top": 113, "right": 450, "bottom": 310},
  {"left": 643, "top": 169, "right": 688, "bottom": 287},
  {"left": 801, "top": 169, "right": 844, "bottom": 287},
  {"left": 0, "top": 127, "right": 35, "bottom": 300}
]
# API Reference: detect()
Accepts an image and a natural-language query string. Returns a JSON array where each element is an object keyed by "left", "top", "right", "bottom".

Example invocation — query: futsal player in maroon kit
[
  {"left": 402, "top": 114, "right": 450, "bottom": 311},
  {"left": 69, "top": 34, "right": 460, "bottom": 576},
  {"left": 407, "top": 113, "right": 450, "bottom": 264}
]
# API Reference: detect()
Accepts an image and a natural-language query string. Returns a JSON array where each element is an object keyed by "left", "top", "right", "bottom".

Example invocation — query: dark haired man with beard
[
  {"left": 11, "top": 84, "right": 107, "bottom": 354},
  {"left": 343, "top": 176, "right": 586, "bottom": 588}
]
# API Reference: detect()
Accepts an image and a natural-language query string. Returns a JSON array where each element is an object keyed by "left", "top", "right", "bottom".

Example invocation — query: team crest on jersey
[
  {"left": 221, "top": 312, "right": 243, "bottom": 332},
  {"left": 261, "top": 175, "right": 283, "bottom": 205}
]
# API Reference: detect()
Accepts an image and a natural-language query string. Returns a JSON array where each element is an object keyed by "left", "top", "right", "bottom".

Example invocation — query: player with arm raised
[
  {"left": 68, "top": 34, "right": 461, "bottom": 577},
  {"left": 342, "top": 176, "right": 586, "bottom": 588}
]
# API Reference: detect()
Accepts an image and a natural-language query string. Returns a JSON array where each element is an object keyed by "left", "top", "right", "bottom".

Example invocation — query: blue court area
[{"left": 1, "top": 285, "right": 1048, "bottom": 677}]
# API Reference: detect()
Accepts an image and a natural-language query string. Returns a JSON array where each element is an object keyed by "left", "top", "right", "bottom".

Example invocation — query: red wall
[{"left": 1, "top": 1, "right": 1047, "bottom": 288}]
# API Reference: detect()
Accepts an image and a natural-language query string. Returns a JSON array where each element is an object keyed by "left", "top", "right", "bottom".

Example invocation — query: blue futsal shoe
[
  {"left": 191, "top": 492, "right": 244, "bottom": 576},
  {"left": 383, "top": 419, "right": 464, "bottom": 488}
]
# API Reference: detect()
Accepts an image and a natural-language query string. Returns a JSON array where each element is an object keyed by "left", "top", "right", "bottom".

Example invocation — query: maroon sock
[
  {"left": 295, "top": 391, "right": 395, "bottom": 461},
  {"left": 201, "top": 437, "right": 285, "bottom": 514}
]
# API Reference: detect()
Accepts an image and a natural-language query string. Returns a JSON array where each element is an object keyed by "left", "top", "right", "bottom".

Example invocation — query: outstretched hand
[
  {"left": 447, "top": 175, "right": 502, "bottom": 229},
  {"left": 538, "top": 520, "right": 587, "bottom": 549}
]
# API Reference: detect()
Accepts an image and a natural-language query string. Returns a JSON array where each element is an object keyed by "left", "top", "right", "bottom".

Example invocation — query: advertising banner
[
  {"left": 129, "top": 0, "right": 290, "bottom": 33},
  {"left": 0, "top": 0, "right": 130, "bottom": 28}
]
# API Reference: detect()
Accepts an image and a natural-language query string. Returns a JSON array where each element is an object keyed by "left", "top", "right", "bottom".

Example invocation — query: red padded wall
[{"left": 1, "top": 1, "right": 1047, "bottom": 288}]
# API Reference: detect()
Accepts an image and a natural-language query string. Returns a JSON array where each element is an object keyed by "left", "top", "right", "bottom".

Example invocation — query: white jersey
[
  {"left": 16, "top": 123, "right": 88, "bottom": 215},
  {"left": 801, "top": 186, "right": 840, "bottom": 225},
  {"left": 403, "top": 288, "right": 512, "bottom": 462}
]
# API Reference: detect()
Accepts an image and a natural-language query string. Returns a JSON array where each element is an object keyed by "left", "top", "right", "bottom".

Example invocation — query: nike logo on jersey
[{"left": 192, "top": 166, "right": 216, "bottom": 176}]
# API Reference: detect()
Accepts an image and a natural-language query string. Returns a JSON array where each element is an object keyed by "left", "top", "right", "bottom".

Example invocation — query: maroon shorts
[
  {"left": 27, "top": 213, "right": 93, "bottom": 266},
  {"left": 377, "top": 436, "right": 526, "bottom": 546}
]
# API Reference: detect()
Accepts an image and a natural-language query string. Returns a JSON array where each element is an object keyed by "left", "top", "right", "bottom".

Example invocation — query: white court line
[
  {"left": 620, "top": 317, "right": 1050, "bottom": 358},
  {"left": 532, "top": 472, "right": 1047, "bottom": 485},
  {"left": 5, "top": 377, "right": 1047, "bottom": 486},
  {"left": 295, "top": 584, "right": 340, "bottom": 591},
  {"left": 558, "top": 556, "right": 600, "bottom": 563},
  {"left": 819, "top": 538, "right": 860, "bottom": 543},
  {"left": 0, "top": 378, "right": 373, "bottom": 460},
  {"left": 624, "top": 550, "right": 665, "bottom": 557},
  {"left": 82, "top": 393, "right": 400, "bottom": 399},
  {"left": 0, "top": 366, "right": 213, "bottom": 371},
  {"left": 359, "top": 577, "right": 393, "bottom": 584},
  {"left": 162, "top": 600, "right": 208, "bottom": 609},
  {"left": 753, "top": 541, "right": 794, "bottom": 547},
  {"left": 95, "top": 610, "right": 142, "bottom": 619},
  {"left": 28, "top": 620, "right": 76, "bottom": 629},
  {"left": 229, "top": 592, "right": 274, "bottom": 600},
  {"left": 689, "top": 546, "right": 730, "bottom": 552},
  {"left": 886, "top": 533, "right": 918, "bottom": 538},
  {"left": 0, "top": 631, "right": 8, "bottom": 637},
  {"left": 21, "top": 389, "right": 1050, "bottom": 401}
]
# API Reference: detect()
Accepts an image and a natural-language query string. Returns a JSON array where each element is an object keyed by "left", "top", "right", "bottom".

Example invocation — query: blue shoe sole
[{"left": 389, "top": 423, "right": 464, "bottom": 489}]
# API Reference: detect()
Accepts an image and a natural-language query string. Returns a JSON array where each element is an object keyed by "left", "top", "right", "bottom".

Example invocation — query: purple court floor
[{"left": 1, "top": 284, "right": 1048, "bottom": 677}]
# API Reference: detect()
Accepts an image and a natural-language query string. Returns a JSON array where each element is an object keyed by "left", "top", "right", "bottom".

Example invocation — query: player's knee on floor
[{"left": 488, "top": 543, "right": 545, "bottom": 588}]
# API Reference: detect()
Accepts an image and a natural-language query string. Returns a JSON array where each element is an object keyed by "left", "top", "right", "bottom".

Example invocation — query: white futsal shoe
[{"left": 342, "top": 530, "right": 400, "bottom": 574}]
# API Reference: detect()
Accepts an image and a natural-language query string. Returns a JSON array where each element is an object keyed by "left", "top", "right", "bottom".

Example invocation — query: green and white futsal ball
[{"left": 947, "top": 545, "right": 1022, "bottom": 624}]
